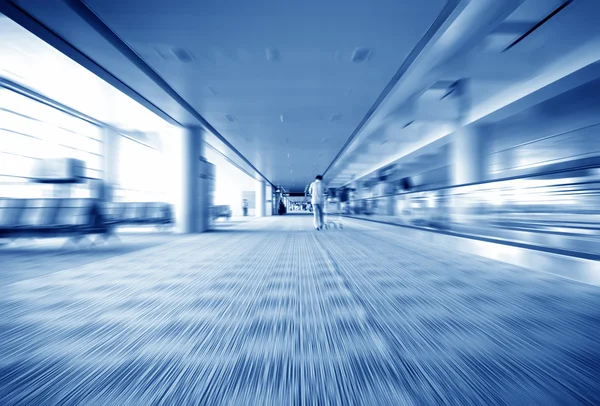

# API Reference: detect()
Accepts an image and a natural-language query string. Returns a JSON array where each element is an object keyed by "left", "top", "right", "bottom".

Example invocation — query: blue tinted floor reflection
[{"left": 0, "top": 216, "right": 599, "bottom": 405}]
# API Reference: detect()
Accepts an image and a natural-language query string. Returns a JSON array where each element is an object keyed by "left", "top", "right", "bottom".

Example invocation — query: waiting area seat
[
  {"left": 0, "top": 199, "right": 174, "bottom": 241},
  {"left": 212, "top": 205, "right": 232, "bottom": 220},
  {"left": 0, "top": 198, "right": 105, "bottom": 239},
  {"left": 98, "top": 201, "right": 173, "bottom": 228}
]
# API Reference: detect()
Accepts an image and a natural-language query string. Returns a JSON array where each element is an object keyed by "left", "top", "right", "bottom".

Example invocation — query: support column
[
  {"left": 451, "top": 125, "right": 490, "bottom": 185},
  {"left": 450, "top": 125, "right": 491, "bottom": 226},
  {"left": 102, "top": 127, "right": 120, "bottom": 200},
  {"left": 449, "top": 78, "right": 491, "bottom": 185},
  {"left": 447, "top": 79, "right": 491, "bottom": 227},
  {"left": 265, "top": 184, "right": 273, "bottom": 216},
  {"left": 255, "top": 179, "right": 266, "bottom": 217},
  {"left": 385, "top": 182, "right": 396, "bottom": 216},
  {"left": 181, "top": 126, "right": 209, "bottom": 233}
]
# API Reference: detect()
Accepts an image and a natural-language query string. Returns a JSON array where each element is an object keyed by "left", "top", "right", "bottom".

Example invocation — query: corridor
[{"left": 1, "top": 215, "right": 599, "bottom": 405}]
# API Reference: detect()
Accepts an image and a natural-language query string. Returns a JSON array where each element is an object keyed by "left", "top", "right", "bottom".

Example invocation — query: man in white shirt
[{"left": 308, "top": 175, "right": 325, "bottom": 230}]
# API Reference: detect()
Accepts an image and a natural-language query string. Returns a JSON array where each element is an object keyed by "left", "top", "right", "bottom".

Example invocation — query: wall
[{"left": 489, "top": 77, "right": 600, "bottom": 176}]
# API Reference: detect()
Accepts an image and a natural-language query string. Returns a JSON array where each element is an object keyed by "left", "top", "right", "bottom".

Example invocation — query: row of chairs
[
  {"left": 0, "top": 198, "right": 104, "bottom": 238},
  {"left": 213, "top": 205, "right": 232, "bottom": 220},
  {"left": 0, "top": 199, "right": 173, "bottom": 240},
  {"left": 100, "top": 202, "right": 173, "bottom": 227}
]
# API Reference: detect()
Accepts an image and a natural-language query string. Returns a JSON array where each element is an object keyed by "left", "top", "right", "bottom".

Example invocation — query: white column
[
  {"left": 265, "top": 184, "right": 273, "bottom": 216},
  {"left": 451, "top": 125, "right": 490, "bottom": 185},
  {"left": 102, "top": 127, "right": 120, "bottom": 200},
  {"left": 180, "top": 126, "right": 208, "bottom": 233},
  {"left": 450, "top": 125, "right": 491, "bottom": 226},
  {"left": 255, "top": 179, "right": 266, "bottom": 217}
]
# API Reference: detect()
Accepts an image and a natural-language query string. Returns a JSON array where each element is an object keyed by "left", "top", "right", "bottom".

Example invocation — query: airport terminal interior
[{"left": 1, "top": 0, "right": 600, "bottom": 404}]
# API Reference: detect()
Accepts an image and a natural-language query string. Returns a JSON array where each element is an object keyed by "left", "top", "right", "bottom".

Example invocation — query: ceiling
[
  {"left": 0, "top": 13, "right": 173, "bottom": 133},
  {"left": 324, "top": 0, "right": 600, "bottom": 187},
  {"left": 83, "top": 0, "right": 458, "bottom": 192},
  {"left": 4, "top": 0, "right": 457, "bottom": 191},
  {"left": 3, "top": 0, "right": 600, "bottom": 192}
]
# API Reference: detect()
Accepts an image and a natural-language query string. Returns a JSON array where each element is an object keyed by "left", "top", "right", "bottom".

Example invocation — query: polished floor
[
  {"left": 0, "top": 232, "right": 181, "bottom": 288},
  {"left": 1, "top": 215, "right": 599, "bottom": 405}
]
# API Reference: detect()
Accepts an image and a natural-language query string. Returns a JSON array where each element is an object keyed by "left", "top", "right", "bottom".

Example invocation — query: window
[
  {"left": 115, "top": 135, "right": 166, "bottom": 202},
  {"left": 0, "top": 87, "right": 103, "bottom": 198}
]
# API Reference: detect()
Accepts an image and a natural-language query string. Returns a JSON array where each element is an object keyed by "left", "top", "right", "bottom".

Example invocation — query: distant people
[
  {"left": 242, "top": 199, "right": 248, "bottom": 216},
  {"left": 309, "top": 175, "right": 325, "bottom": 230},
  {"left": 278, "top": 199, "right": 286, "bottom": 215}
]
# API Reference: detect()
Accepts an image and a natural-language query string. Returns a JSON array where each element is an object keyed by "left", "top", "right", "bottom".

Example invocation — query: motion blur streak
[
  {"left": 1, "top": 216, "right": 600, "bottom": 405},
  {"left": 1, "top": 0, "right": 600, "bottom": 404}
]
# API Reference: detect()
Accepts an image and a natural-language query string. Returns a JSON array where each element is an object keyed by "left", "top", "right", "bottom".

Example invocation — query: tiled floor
[{"left": 1, "top": 215, "right": 599, "bottom": 405}]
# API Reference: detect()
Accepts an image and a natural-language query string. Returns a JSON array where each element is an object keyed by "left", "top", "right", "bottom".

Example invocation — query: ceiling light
[
  {"left": 266, "top": 48, "right": 279, "bottom": 61},
  {"left": 330, "top": 113, "right": 342, "bottom": 122},
  {"left": 171, "top": 47, "right": 194, "bottom": 63},
  {"left": 224, "top": 114, "right": 235, "bottom": 122},
  {"left": 280, "top": 115, "right": 284, "bottom": 123},
  {"left": 351, "top": 47, "right": 371, "bottom": 63}
]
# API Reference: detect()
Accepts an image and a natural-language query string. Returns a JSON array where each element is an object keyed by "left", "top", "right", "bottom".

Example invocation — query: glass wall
[
  {"left": 114, "top": 135, "right": 167, "bottom": 202},
  {"left": 205, "top": 145, "right": 258, "bottom": 217},
  {"left": 0, "top": 86, "right": 103, "bottom": 198},
  {"left": 347, "top": 167, "right": 600, "bottom": 256}
]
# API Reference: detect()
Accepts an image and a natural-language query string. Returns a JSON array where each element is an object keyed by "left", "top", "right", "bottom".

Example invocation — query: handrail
[{"left": 349, "top": 158, "right": 600, "bottom": 200}]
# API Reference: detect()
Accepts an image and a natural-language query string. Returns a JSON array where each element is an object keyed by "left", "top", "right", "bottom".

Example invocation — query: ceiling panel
[{"left": 81, "top": 0, "right": 451, "bottom": 190}]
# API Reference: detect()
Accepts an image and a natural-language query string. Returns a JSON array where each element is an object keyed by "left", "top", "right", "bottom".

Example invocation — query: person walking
[
  {"left": 242, "top": 199, "right": 248, "bottom": 217},
  {"left": 309, "top": 175, "right": 325, "bottom": 230},
  {"left": 278, "top": 199, "right": 286, "bottom": 215}
]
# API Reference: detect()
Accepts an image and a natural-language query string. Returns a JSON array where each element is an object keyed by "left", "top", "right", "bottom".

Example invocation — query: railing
[{"left": 346, "top": 165, "right": 600, "bottom": 256}]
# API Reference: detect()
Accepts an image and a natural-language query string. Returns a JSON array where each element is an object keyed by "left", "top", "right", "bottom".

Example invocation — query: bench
[
  {"left": 99, "top": 201, "right": 174, "bottom": 229},
  {"left": 0, "top": 198, "right": 106, "bottom": 241},
  {"left": 0, "top": 199, "right": 174, "bottom": 244},
  {"left": 213, "top": 205, "right": 232, "bottom": 220}
]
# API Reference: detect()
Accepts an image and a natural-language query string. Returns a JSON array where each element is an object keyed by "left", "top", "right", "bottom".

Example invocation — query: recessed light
[
  {"left": 171, "top": 47, "right": 195, "bottom": 63},
  {"left": 351, "top": 47, "right": 371, "bottom": 63},
  {"left": 266, "top": 48, "right": 279, "bottom": 61},
  {"left": 224, "top": 114, "right": 235, "bottom": 122},
  {"left": 280, "top": 115, "right": 284, "bottom": 123},
  {"left": 330, "top": 113, "right": 342, "bottom": 122}
]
